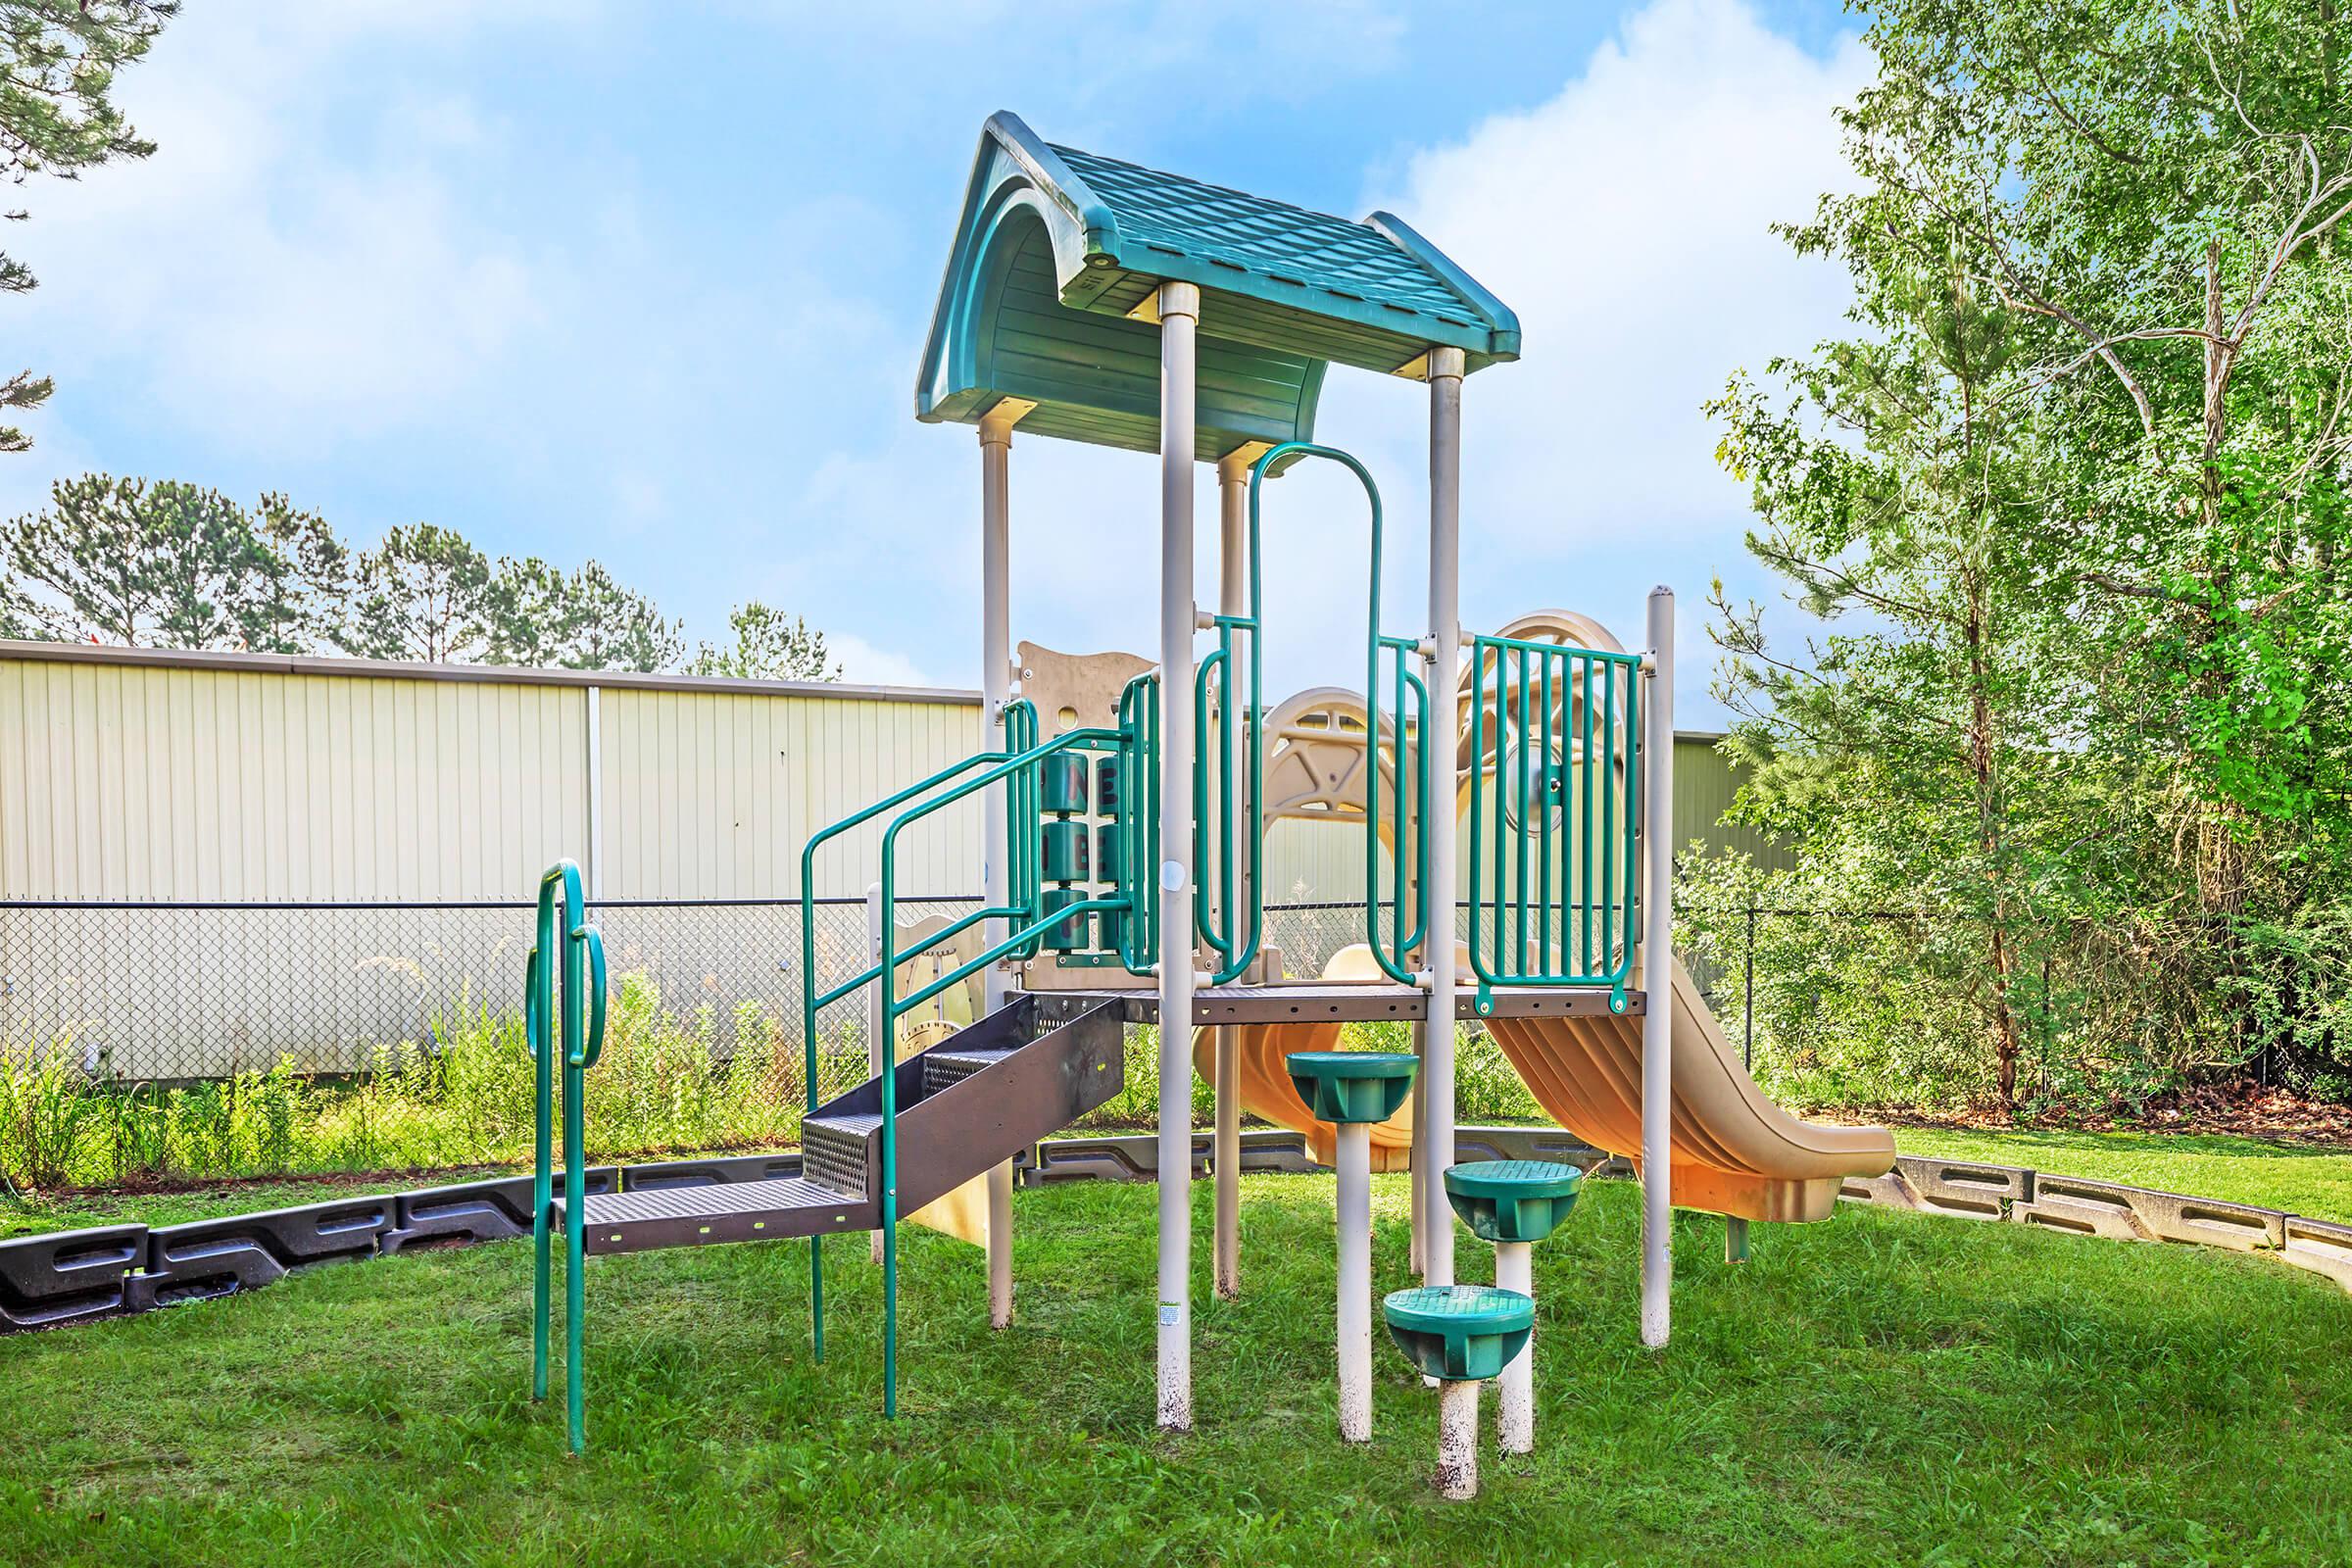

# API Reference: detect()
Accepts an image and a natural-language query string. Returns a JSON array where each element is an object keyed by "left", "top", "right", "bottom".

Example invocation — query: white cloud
[
  {"left": 831, "top": 631, "right": 940, "bottom": 690},
  {"left": 7, "top": 8, "right": 553, "bottom": 457},
  {"left": 1375, "top": 0, "right": 1870, "bottom": 555}
]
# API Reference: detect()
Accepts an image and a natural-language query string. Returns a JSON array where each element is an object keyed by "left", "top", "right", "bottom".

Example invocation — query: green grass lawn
[
  {"left": 8, "top": 1123, "right": 2345, "bottom": 1242},
  {"left": 1889, "top": 1126, "right": 2352, "bottom": 1222},
  {"left": 3, "top": 1172, "right": 2348, "bottom": 1567}
]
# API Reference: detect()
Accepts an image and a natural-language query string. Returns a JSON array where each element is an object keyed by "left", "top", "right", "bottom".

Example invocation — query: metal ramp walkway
[{"left": 554, "top": 996, "right": 1124, "bottom": 1259}]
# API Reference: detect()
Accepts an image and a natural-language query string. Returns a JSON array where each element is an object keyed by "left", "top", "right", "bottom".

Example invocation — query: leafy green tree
[
  {"left": 1712, "top": 249, "right": 2063, "bottom": 1110},
  {"left": 686, "top": 602, "right": 842, "bottom": 681},
  {"left": 341, "top": 525, "right": 687, "bottom": 672},
  {"left": 1709, "top": 0, "right": 2352, "bottom": 1111},
  {"left": 0, "top": 473, "right": 337, "bottom": 651},
  {"left": 0, "top": 1, "right": 175, "bottom": 452},
  {"left": 496, "top": 559, "right": 683, "bottom": 673},
  {"left": 340, "top": 522, "right": 502, "bottom": 663}
]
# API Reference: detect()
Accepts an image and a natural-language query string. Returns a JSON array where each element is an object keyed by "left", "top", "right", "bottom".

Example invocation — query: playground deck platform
[{"left": 1033, "top": 984, "right": 1647, "bottom": 1026}]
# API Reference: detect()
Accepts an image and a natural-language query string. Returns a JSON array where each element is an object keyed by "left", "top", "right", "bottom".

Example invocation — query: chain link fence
[
  {"left": 1675, "top": 902, "right": 2310, "bottom": 1110},
  {"left": 0, "top": 896, "right": 1393, "bottom": 1082},
  {"left": 0, "top": 895, "right": 1468, "bottom": 1189}
]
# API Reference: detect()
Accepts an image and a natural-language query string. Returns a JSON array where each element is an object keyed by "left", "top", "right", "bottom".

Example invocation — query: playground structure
[{"left": 520, "top": 112, "right": 1898, "bottom": 1459}]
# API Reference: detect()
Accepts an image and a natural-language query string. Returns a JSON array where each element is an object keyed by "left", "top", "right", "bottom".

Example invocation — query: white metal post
[
  {"left": 1212, "top": 451, "right": 1250, "bottom": 1299},
  {"left": 1436, "top": 1378, "right": 1480, "bottom": 1500},
  {"left": 1494, "top": 1240, "right": 1534, "bottom": 1452},
  {"left": 979, "top": 409, "right": 1019, "bottom": 1329},
  {"left": 1422, "top": 345, "right": 1466, "bottom": 1290},
  {"left": 1642, "top": 586, "right": 1676, "bottom": 1348},
  {"left": 1335, "top": 1119, "right": 1373, "bottom": 1443},
  {"left": 1155, "top": 279, "right": 1201, "bottom": 1431}
]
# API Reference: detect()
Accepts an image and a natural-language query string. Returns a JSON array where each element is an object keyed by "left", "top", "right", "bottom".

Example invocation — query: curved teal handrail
[
  {"left": 798, "top": 698, "right": 1146, "bottom": 1419},
  {"left": 526, "top": 857, "right": 608, "bottom": 1453},
  {"left": 1247, "top": 441, "right": 1430, "bottom": 985}
]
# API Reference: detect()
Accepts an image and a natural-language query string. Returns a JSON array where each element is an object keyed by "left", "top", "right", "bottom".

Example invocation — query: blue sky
[{"left": 2, "top": 0, "right": 1870, "bottom": 725}]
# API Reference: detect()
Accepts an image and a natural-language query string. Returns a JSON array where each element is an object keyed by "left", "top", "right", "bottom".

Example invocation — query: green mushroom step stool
[
  {"left": 1287, "top": 1051, "right": 1417, "bottom": 1444},
  {"left": 1445, "top": 1159, "right": 1584, "bottom": 1455},
  {"left": 1382, "top": 1284, "right": 1535, "bottom": 1500}
]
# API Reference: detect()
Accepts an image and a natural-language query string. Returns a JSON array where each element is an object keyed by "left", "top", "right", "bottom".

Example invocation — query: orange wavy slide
[{"left": 1194, "top": 948, "right": 1894, "bottom": 1222}]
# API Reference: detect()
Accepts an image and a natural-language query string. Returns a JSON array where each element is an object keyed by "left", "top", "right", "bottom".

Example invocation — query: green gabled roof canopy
[{"left": 915, "top": 112, "right": 1520, "bottom": 463}]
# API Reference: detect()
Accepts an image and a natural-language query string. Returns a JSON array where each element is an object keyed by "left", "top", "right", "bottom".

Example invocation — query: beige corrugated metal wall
[
  {"left": 0, "top": 645, "right": 1784, "bottom": 1074},
  {"left": 0, "top": 648, "right": 981, "bottom": 903},
  {"left": 597, "top": 687, "right": 978, "bottom": 901},
  {"left": 0, "top": 648, "right": 1780, "bottom": 904},
  {"left": 0, "top": 656, "right": 589, "bottom": 900}
]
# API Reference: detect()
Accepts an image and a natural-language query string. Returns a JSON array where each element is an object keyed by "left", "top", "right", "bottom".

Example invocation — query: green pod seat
[
  {"left": 1285, "top": 1051, "right": 1416, "bottom": 1125},
  {"left": 1382, "top": 1285, "right": 1534, "bottom": 1381},
  {"left": 1443, "top": 1159, "right": 1584, "bottom": 1245}
]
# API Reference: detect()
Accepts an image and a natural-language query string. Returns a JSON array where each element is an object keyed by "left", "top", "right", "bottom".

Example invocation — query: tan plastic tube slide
[{"left": 1192, "top": 947, "right": 1894, "bottom": 1222}]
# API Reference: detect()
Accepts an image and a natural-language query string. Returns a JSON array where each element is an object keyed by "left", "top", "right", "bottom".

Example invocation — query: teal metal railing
[
  {"left": 796, "top": 685, "right": 1154, "bottom": 1416},
  {"left": 1244, "top": 441, "right": 1430, "bottom": 985},
  {"left": 1192, "top": 621, "right": 1259, "bottom": 983},
  {"left": 526, "top": 858, "right": 609, "bottom": 1454},
  {"left": 1116, "top": 673, "right": 1161, "bottom": 973},
  {"left": 1463, "top": 636, "right": 1644, "bottom": 1014}
]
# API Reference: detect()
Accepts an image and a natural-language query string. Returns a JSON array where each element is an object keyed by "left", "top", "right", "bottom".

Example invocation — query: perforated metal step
[
  {"left": 923, "top": 1048, "right": 1015, "bottom": 1097},
  {"left": 563, "top": 1178, "right": 874, "bottom": 1255},
  {"left": 802, "top": 1115, "right": 877, "bottom": 1197}
]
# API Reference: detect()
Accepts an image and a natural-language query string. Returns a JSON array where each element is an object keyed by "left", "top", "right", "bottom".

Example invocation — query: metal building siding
[
  {"left": 2, "top": 648, "right": 1781, "bottom": 906},
  {"left": 0, "top": 656, "right": 586, "bottom": 900},
  {"left": 1670, "top": 735, "right": 1791, "bottom": 872},
  {"left": 595, "top": 687, "right": 980, "bottom": 900}
]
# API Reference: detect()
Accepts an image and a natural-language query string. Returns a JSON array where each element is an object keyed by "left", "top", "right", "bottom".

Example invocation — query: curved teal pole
[
  {"left": 526, "top": 858, "right": 600, "bottom": 1452},
  {"left": 1247, "top": 441, "right": 1426, "bottom": 982},
  {"left": 525, "top": 938, "right": 551, "bottom": 1402}
]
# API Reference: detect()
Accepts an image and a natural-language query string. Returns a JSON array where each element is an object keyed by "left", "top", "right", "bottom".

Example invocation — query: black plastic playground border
[{"left": 3, "top": 1130, "right": 2347, "bottom": 1335}]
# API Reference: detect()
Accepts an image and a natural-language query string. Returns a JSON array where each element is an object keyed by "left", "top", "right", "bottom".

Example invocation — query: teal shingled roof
[
  {"left": 915, "top": 113, "right": 1518, "bottom": 462},
  {"left": 1046, "top": 143, "right": 1497, "bottom": 337}
]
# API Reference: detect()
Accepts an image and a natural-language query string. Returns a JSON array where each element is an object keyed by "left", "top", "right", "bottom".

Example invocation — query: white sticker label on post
[
  {"left": 1159, "top": 860, "right": 1187, "bottom": 893},
  {"left": 1158, "top": 1302, "right": 1181, "bottom": 1326}
]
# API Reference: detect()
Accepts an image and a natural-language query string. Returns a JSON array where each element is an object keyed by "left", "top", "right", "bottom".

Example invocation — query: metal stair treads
[
  {"left": 803, "top": 1115, "right": 881, "bottom": 1198},
  {"left": 562, "top": 1178, "right": 877, "bottom": 1255},
  {"left": 923, "top": 1048, "right": 1016, "bottom": 1096}
]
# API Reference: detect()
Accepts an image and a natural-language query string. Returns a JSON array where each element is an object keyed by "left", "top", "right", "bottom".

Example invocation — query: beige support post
[
  {"left": 1155, "top": 279, "right": 1200, "bottom": 1431},
  {"left": 1211, "top": 447, "right": 1253, "bottom": 1300},
  {"left": 979, "top": 405, "right": 1022, "bottom": 1328},
  {"left": 1641, "top": 586, "right": 1676, "bottom": 1348}
]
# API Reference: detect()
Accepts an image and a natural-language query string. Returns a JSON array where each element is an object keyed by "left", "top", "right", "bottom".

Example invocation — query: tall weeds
[{"left": 0, "top": 976, "right": 1551, "bottom": 1195}]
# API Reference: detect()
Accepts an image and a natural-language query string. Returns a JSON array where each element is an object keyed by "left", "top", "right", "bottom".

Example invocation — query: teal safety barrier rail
[
  {"left": 1464, "top": 636, "right": 1644, "bottom": 1015},
  {"left": 1245, "top": 441, "right": 1430, "bottom": 985},
  {"left": 1191, "top": 598, "right": 1260, "bottom": 983},
  {"left": 797, "top": 687, "right": 1154, "bottom": 1416},
  {"left": 525, "top": 858, "right": 609, "bottom": 1454},
  {"left": 1116, "top": 673, "right": 1161, "bottom": 973}
]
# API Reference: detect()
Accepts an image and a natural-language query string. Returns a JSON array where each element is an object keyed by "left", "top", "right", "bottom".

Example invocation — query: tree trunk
[{"left": 1964, "top": 580, "right": 2025, "bottom": 1117}]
